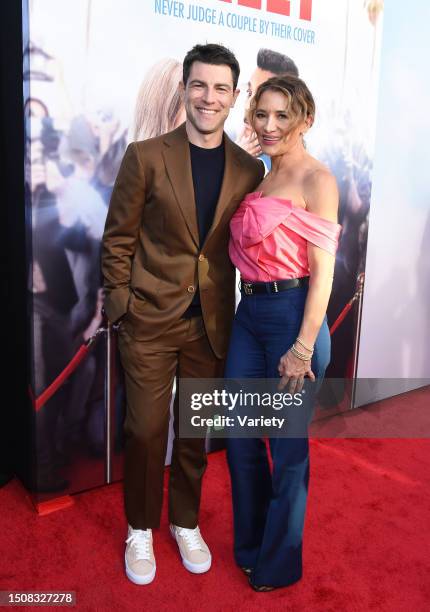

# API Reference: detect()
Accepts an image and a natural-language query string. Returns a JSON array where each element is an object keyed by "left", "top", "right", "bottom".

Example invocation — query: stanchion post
[
  {"left": 350, "top": 273, "right": 365, "bottom": 409},
  {"left": 104, "top": 322, "right": 114, "bottom": 484}
]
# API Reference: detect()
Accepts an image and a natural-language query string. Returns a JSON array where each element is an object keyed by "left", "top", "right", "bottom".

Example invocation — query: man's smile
[{"left": 196, "top": 107, "right": 218, "bottom": 115}]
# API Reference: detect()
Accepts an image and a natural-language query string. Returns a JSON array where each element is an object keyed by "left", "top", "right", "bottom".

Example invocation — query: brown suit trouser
[{"left": 117, "top": 315, "right": 223, "bottom": 529}]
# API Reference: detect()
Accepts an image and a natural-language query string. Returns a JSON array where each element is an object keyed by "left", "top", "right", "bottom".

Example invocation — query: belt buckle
[{"left": 243, "top": 282, "right": 253, "bottom": 295}]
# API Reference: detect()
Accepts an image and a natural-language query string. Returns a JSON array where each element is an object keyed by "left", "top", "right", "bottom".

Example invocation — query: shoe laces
[
  {"left": 176, "top": 526, "right": 202, "bottom": 551},
  {"left": 126, "top": 528, "right": 151, "bottom": 560}
]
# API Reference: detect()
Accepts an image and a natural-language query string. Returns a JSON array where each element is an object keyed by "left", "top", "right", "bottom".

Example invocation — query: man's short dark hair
[
  {"left": 183, "top": 44, "right": 240, "bottom": 90},
  {"left": 257, "top": 48, "right": 299, "bottom": 77}
]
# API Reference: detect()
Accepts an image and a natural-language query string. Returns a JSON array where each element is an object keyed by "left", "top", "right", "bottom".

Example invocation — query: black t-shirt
[
  {"left": 189, "top": 140, "right": 225, "bottom": 246},
  {"left": 183, "top": 140, "right": 225, "bottom": 316}
]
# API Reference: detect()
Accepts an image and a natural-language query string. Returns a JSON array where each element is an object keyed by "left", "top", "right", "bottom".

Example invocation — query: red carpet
[{"left": 1, "top": 438, "right": 430, "bottom": 610}]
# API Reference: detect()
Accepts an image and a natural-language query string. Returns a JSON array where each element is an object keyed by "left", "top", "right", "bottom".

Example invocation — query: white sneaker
[
  {"left": 170, "top": 524, "right": 212, "bottom": 574},
  {"left": 125, "top": 526, "right": 156, "bottom": 585}
]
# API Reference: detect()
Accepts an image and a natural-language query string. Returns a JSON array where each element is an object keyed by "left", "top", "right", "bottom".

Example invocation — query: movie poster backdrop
[{"left": 24, "top": 0, "right": 383, "bottom": 498}]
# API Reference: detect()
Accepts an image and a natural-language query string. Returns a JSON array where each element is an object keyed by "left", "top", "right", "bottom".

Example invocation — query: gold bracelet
[
  {"left": 292, "top": 343, "right": 311, "bottom": 358},
  {"left": 296, "top": 337, "right": 314, "bottom": 353},
  {"left": 290, "top": 345, "right": 312, "bottom": 361},
  {"left": 291, "top": 347, "right": 311, "bottom": 361}
]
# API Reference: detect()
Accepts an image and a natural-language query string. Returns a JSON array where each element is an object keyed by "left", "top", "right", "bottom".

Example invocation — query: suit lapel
[
  {"left": 162, "top": 124, "right": 200, "bottom": 247},
  {"left": 201, "top": 134, "right": 241, "bottom": 249},
  {"left": 162, "top": 125, "right": 241, "bottom": 250}
]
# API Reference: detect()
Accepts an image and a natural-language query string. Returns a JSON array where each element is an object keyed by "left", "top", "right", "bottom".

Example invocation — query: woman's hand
[
  {"left": 235, "top": 124, "right": 262, "bottom": 157},
  {"left": 278, "top": 349, "right": 315, "bottom": 393}
]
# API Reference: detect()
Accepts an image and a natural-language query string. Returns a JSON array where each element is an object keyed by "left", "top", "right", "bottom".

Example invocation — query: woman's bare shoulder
[{"left": 303, "top": 161, "right": 339, "bottom": 222}]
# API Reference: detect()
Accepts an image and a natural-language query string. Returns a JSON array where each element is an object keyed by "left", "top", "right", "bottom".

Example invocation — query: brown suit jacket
[{"left": 101, "top": 123, "right": 265, "bottom": 358}]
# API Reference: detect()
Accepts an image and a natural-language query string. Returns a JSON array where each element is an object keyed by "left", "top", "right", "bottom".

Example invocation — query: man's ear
[
  {"left": 179, "top": 80, "right": 185, "bottom": 96},
  {"left": 231, "top": 88, "right": 240, "bottom": 107}
]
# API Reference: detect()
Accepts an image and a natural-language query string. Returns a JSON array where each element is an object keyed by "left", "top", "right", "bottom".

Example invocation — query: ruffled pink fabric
[{"left": 229, "top": 192, "right": 342, "bottom": 282}]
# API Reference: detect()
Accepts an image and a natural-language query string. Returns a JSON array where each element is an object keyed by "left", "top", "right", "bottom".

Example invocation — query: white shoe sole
[
  {"left": 170, "top": 527, "right": 212, "bottom": 574},
  {"left": 125, "top": 554, "right": 156, "bottom": 585}
]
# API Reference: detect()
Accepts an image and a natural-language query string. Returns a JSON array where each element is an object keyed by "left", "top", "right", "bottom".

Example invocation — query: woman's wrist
[
  {"left": 290, "top": 336, "right": 314, "bottom": 361},
  {"left": 290, "top": 343, "right": 312, "bottom": 362},
  {"left": 296, "top": 336, "right": 314, "bottom": 353}
]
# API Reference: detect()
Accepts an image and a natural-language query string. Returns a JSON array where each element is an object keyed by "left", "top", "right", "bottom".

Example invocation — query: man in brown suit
[{"left": 101, "top": 44, "right": 264, "bottom": 585}]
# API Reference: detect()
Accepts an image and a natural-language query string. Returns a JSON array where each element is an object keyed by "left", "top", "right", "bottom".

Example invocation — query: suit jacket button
[
  {"left": 187, "top": 285, "right": 195, "bottom": 293},
  {"left": 198, "top": 254, "right": 205, "bottom": 261}
]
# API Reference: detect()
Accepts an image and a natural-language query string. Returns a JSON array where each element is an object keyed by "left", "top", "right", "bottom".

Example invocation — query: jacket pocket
[{"left": 126, "top": 289, "right": 147, "bottom": 319}]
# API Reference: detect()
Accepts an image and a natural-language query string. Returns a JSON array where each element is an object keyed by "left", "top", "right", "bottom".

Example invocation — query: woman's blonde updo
[{"left": 248, "top": 74, "right": 315, "bottom": 136}]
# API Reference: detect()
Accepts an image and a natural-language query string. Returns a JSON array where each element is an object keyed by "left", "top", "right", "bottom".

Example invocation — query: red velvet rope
[
  {"left": 33, "top": 273, "right": 364, "bottom": 412},
  {"left": 34, "top": 344, "right": 91, "bottom": 412},
  {"left": 33, "top": 330, "right": 105, "bottom": 412},
  {"left": 329, "top": 272, "right": 364, "bottom": 335},
  {"left": 329, "top": 299, "right": 355, "bottom": 335}
]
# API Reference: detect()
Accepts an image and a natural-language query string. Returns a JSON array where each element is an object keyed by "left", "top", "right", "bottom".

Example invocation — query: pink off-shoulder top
[{"left": 229, "top": 192, "right": 342, "bottom": 282}]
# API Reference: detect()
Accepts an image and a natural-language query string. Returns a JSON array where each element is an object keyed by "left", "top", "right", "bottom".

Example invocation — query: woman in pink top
[{"left": 225, "top": 75, "right": 341, "bottom": 591}]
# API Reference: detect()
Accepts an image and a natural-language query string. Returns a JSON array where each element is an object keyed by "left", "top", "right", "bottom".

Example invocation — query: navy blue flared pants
[{"left": 224, "top": 284, "right": 330, "bottom": 587}]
